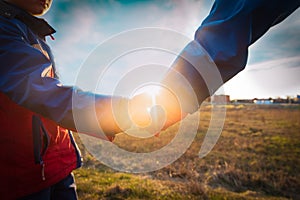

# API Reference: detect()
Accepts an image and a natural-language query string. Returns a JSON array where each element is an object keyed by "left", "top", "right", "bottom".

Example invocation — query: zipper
[
  {"left": 32, "top": 115, "right": 49, "bottom": 181},
  {"left": 41, "top": 161, "right": 45, "bottom": 181}
]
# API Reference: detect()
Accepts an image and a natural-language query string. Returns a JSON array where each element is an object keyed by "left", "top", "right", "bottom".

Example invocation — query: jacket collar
[{"left": 0, "top": 0, "right": 56, "bottom": 39}]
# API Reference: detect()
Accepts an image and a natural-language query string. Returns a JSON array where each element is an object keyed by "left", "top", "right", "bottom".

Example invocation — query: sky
[{"left": 44, "top": 0, "right": 300, "bottom": 100}]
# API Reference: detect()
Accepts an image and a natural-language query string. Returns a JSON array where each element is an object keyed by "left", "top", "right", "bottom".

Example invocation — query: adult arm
[
  {"left": 131, "top": 0, "right": 300, "bottom": 131},
  {"left": 163, "top": 0, "right": 300, "bottom": 119}
]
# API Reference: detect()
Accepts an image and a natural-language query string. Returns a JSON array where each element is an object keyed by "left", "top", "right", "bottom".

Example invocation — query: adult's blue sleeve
[
  {"left": 165, "top": 0, "right": 299, "bottom": 113},
  {"left": 195, "top": 0, "right": 300, "bottom": 82}
]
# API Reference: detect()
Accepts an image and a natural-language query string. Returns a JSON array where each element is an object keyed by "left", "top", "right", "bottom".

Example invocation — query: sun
[
  {"left": 128, "top": 84, "right": 162, "bottom": 128},
  {"left": 134, "top": 84, "right": 162, "bottom": 106}
]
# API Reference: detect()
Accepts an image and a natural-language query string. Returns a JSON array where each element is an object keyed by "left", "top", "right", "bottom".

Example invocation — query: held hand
[{"left": 128, "top": 86, "right": 187, "bottom": 136}]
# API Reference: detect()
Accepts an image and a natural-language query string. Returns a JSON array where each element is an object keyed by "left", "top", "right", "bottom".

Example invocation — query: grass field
[{"left": 73, "top": 104, "right": 300, "bottom": 200}]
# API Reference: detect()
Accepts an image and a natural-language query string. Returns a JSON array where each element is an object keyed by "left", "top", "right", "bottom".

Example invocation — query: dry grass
[{"left": 74, "top": 104, "right": 300, "bottom": 199}]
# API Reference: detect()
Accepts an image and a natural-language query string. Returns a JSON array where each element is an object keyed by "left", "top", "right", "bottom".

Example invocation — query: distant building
[
  {"left": 215, "top": 94, "right": 300, "bottom": 104},
  {"left": 210, "top": 95, "right": 230, "bottom": 104},
  {"left": 273, "top": 98, "right": 289, "bottom": 104},
  {"left": 232, "top": 99, "right": 254, "bottom": 104},
  {"left": 253, "top": 98, "right": 274, "bottom": 104},
  {"left": 294, "top": 95, "right": 300, "bottom": 104}
]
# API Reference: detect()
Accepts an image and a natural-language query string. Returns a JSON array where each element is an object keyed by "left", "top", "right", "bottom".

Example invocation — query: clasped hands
[
  {"left": 125, "top": 86, "right": 187, "bottom": 136},
  {"left": 92, "top": 85, "right": 186, "bottom": 139}
]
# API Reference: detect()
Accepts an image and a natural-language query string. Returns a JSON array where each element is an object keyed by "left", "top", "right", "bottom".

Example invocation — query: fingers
[{"left": 128, "top": 86, "right": 186, "bottom": 136}]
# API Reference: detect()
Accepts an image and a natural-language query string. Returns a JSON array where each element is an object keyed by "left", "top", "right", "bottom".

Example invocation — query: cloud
[
  {"left": 223, "top": 56, "right": 300, "bottom": 99},
  {"left": 248, "top": 8, "right": 300, "bottom": 64},
  {"left": 46, "top": 4, "right": 108, "bottom": 85},
  {"left": 45, "top": 1, "right": 300, "bottom": 99},
  {"left": 46, "top": 0, "right": 211, "bottom": 86},
  {"left": 247, "top": 56, "right": 300, "bottom": 72}
]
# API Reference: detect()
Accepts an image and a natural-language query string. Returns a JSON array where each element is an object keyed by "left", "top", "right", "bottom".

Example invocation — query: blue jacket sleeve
[
  {"left": 164, "top": 0, "right": 299, "bottom": 113},
  {"left": 195, "top": 0, "right": 300, "bottom": 82},
  {"left": 0, "top": 17, "right": 129, "bottom": 136}
]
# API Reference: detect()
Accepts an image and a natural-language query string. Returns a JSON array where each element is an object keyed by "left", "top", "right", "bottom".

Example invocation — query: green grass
[
  {"left": 73, "top": 104, "right": 300, "bottom": 200},
  {"left": 74, "top": 168, "right": 204, "bottom": 200}
]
